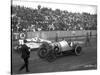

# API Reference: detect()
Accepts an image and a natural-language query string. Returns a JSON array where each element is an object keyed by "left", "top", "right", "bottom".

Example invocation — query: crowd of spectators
[{"left": 11, "top": 5, "right": 97, "bottom": 32}]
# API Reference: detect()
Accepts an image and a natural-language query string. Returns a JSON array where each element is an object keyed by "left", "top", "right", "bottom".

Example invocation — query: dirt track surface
[{"left": 11, "top": 39, "right": 97, "bottom": 74}]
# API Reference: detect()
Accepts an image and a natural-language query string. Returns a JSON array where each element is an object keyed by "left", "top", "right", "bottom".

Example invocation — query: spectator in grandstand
[
  {"left": 19, "top": 40, "right": 30, "bottom": 72},
  {"left": 11, "top": 5, "right": 97, "bottom": 32}
]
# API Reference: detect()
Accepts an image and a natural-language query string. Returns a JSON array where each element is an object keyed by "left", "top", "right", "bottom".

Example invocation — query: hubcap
[{"left": 40, "top": 48, "right": 47, "bottom": 56}]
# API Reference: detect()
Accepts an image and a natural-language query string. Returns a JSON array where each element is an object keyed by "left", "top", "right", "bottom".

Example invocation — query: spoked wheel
[
  {"left": 54, "top": 46, "right": 61, "bottom": 57},
  {"left": 38, "top": 48, "right": 49, "bottom": 58},
  {"left": 74, "top": 46, "right": 82, "bottom": 56},
  {"left": 46, "top": 51, "right": 56, "bottom": 62}
]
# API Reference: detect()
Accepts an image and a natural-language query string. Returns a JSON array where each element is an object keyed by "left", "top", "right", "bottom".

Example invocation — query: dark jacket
[{"left": 21, "top": 44, "right": 30, "bottom": 59}]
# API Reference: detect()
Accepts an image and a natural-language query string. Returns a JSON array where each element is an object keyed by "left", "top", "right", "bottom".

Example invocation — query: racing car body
[
  {"left": 25, "top": 37, "right": 52, "bottom": 51},
  {"left": 14, "top": 37, "right": 83, "bottom": 62},
  {"left": 38, "top": 40, "right": 82, "bottom": 62},
  {"left": 14, "top": 37, "right": 52, "bottom": 51},
  {"left": 26, "top": 37, "right": 52, "bottom": 44}
]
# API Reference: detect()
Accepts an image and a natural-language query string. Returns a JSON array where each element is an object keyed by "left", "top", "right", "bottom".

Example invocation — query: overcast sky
[{"left": 12, "top": 0, "right": 97, "bottom": 14}]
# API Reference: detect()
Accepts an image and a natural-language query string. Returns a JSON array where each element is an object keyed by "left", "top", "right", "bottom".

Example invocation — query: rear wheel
[{"left": 74, "top": 46, "right": 82, "bottom": 56}]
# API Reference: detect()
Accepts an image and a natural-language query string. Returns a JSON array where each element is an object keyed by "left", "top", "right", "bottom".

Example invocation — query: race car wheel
[
  {"left": 74, "top": 46, "right": 82, "bottom": 56},
  {"left": 54, "top": 46, "right": 61, "bottom": 56},
  {"left": 54, "top": 46, "right": 59, "bottom": 52},
  {"left": 46, "top": 51, "right": 56, "bottom": 62},
  {"left": 38, "top": 48, "right": 49, "bottom": 58}
]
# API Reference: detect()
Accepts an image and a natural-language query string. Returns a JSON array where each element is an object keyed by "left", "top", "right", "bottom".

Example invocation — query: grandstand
[{"left": 11, "top": 5, "right": 97, "bottom": 32}]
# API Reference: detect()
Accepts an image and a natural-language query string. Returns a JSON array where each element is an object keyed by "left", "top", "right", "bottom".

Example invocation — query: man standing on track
[
  {"left": 86, "top": 32, "right": 90, "bottom": 46},
  {"left": 90, "top": 31, "right": 92, "bottom": 40},
  {"left": 19, "top": 39, "right": 30, "bottom": 72}
]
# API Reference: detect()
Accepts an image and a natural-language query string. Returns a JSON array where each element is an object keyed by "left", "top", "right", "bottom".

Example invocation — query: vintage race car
[
  {"left": 38, "top": 40, "right": 83, "bottom": 62},
  {"left": 13, "top": 37, "right": 83, "bottom": 62},
  {"left": 14, "top": 37, "right": 52, "bottom": 52}
]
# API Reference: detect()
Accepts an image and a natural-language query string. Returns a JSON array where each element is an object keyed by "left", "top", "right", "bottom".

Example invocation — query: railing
[{"left": 12, "top": 30, "right": 97, "bottom": 41}]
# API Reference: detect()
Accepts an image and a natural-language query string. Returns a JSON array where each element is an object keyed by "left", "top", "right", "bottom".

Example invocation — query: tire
[
  {"left": 54, "top": 46, "right": 61, "bottom": 56},
  {"left": 74, "top": 46, "right": 82, "bottom": 56},
  {"left": 38, "top": 48, "right": 49, "bottom": 58},
  {"left": 46, "top": 51, "right": 56, "bottom": 62},
  {"left": 54, "top": 46, "right": 59, "bottom": 52}
]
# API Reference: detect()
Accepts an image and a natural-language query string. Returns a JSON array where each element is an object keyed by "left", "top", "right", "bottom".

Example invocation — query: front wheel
[
  {"left": 38, "top": 48, "right": 49, "bottom": 58},
  {"left": 74, "top": 46, "right": 82, "bottom": 56},
  {"left": 54, "top": 46, "right": 62, "bottom": 56}
]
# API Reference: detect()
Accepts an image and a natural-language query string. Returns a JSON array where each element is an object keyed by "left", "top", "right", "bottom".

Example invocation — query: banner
[
  {"left": 20, "top": 32, "right": 26, "bottom": 39},
  {"left": 12, "top": 32, "right": 27, "bottom": 41}
]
